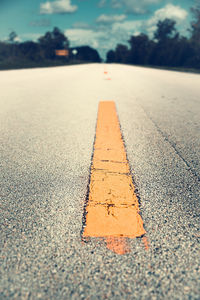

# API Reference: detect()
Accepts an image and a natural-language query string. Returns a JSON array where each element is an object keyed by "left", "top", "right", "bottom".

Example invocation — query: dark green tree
[
  {"left": 8, "top": 31, "right": 18, "bottom": 43},
  {"left": 71, "top": 46, "right": 101, "bottom": 62},
  {"left": 106, "top": 50, "right": 116, "bottom": 63},
  {"left": 18, "top": 41, "right": 41, "bottom": 62},
  {"left": 154, "top": 18, "right": 178, "bottom": 42},
  {"left": 128, "top": 34, "right": 154, "bottom": 65},
  {"left": 175, "top": 37, "right": 194, "bottom": 67},
  {"left": 152, "top": 19, "right": 180, "bottom": 66},
  {"left": 114, "top": 44, "right": 129, "bottom": 63},
  {"left": 38, "top": 27, "right": 69, "bottom": 59},
  {"left": 190, "top": 3, "right": 200, "bottom": 43},
  {"left": 189, "top": 3, "right": 200, "bottom": 67}
]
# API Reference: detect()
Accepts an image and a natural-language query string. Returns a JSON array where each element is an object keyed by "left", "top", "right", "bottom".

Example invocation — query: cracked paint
[{"left": 83, "top": 101, "right": 146, "bottom": 254}]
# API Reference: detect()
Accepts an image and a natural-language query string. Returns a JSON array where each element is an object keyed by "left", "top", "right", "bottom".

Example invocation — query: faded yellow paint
[
  {"left": 83, "top": 101, "right": 146, "bottom": 254},
  {"left": 106, "top": 237, "right": 130, "bottom": 255}
]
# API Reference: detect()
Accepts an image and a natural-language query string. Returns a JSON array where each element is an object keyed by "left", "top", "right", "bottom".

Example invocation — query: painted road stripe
[{"left": 83, "top": 101, "right": 146, "bottom": 254}]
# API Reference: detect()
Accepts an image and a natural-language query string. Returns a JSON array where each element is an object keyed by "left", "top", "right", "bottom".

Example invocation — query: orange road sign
[{"left": 55, "top": 49, "right": 69, "bottom": 56}]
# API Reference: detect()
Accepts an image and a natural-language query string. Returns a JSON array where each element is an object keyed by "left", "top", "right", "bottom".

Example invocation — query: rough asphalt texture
[{"left": 0, "top": 64, "right": 199, "bottom": 299}]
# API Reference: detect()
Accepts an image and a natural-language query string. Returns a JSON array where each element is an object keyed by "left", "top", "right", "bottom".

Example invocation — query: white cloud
[
  {"left": 65, "top": 29, "right": 105, "bottom": 49},
  {"left": 150, "top": 4, "right": 187, "bottom": 22},
  {"left": 146, "top": 4, "right": 188, "bottom": 36},
  {"left": 40, "top": 0, "right": 77, "bottom": 14},
  {"left": 111, "top": 0, "right": 161, "bottom": 14},
  {"left": 65, "top": 4, "right": 188, "bottom": 59},
  {"left": 22, "top": 33, "right": 41, "bottom": 41},
  {"left": 65, "top": 20, "right": 142, "bottom": 58},
  {"left": 96, "top": 14, "right": 127, "bottom": 24},
  {"left": 14, "top": 36, "right": 22, "bottom": 42},
  {"left": 112, "top": 20, "right": 143, "bottom": 32}
]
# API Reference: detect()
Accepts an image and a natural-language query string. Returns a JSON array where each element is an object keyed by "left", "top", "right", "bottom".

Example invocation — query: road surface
[{"left": 0, "top": 64, "right": 200, "bottom": 299}]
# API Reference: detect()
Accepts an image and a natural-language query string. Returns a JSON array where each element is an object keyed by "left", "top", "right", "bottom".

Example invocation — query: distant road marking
[
  {"left": 83, "top": 101, "right": 146, "bottom": 254},
  {"left": 103, "top": 67, "right": 111, "bottom": 80}
]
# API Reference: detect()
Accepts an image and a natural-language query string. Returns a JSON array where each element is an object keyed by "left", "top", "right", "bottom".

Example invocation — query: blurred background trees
[
  {"left": 188, "top": 3, "right": 200, "bottom": 68},
  {"left": 70, "top": 46, "right": 101, "bottom": 63},
  {"left": 128, "top": 34, "right": 154, "bottom": 65},
  {"left": 106, "top": 3, "right": 200, "bottom": 70},
  {"left": 0, "top": 27, "right": 101, "bottom": 69},
  {"left": 0, "top": 3, "right": 200, "bottom": 70},
  {"left": 38, "top": 27, "right": 69, "bottom": 60}
]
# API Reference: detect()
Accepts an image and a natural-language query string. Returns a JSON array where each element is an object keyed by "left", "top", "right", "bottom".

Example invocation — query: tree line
[
  {"left": 0, "top": 27, "right": 101, "bottom": 70},
  {"left": 0, "top": 4, "right": 199, "bottom": 70},
  {"left": 106, "top": 5, "right": 200, "bottom": 69}
]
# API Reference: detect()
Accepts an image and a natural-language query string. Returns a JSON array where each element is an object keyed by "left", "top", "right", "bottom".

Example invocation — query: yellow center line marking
[{"left": 83, "top": 101, "right": 146, "bottom": 255}]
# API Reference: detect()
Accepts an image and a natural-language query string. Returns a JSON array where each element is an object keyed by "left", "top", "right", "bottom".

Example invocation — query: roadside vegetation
[
  {"left": 0, "top": 27, "right": 101, "bottom": 70},
  {"left": 106, "top": 4, "right": 200, "bottom": 71},
  {"left": 0, "top": 4, "right": 199, "bottom": 71}
]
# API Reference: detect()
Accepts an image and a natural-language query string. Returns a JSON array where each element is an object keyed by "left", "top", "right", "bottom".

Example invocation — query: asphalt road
[{"left": 0, "top": 64, "right": 200, "bottom": 299}]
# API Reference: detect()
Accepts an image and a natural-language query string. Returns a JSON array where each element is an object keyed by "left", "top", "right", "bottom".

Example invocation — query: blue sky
[{"left": 0, "top": 0, "right": 196, "bottom": 58}]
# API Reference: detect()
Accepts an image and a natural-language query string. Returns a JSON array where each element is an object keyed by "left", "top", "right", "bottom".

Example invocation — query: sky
[{"left": 0, "top": 0, "right": 196, "bottom": 58}]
